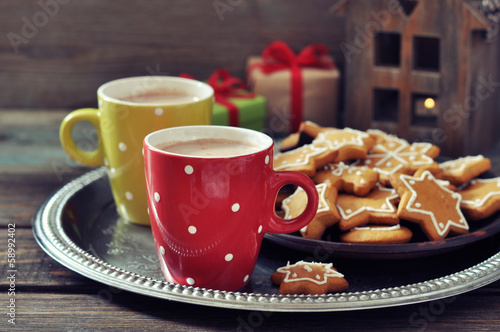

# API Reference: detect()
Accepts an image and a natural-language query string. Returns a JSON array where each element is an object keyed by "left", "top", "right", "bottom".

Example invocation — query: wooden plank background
[{"left": 0, "top": 0, "right": 346, "bottom": 110}]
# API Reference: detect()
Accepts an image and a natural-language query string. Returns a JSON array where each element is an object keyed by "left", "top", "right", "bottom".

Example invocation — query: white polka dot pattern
[
  {"left": 231, "top": 203, "right": 240, "bottom": 212},
  {"left": 154, "top": 107, "right": 164, "bottom": 116},
  {"left": 154, "top": 192, "right": 160, "bottom": 202},
  {"left": 184, "top": 165, "right": 194, "bottom": 175},
  {"left": 118, "top": 142, "right": 127, "bottom": 151}
]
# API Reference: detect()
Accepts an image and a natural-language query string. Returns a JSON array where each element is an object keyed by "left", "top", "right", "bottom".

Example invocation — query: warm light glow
[{"left": 424, "top": 98, "right": 435, "bottom": 109}]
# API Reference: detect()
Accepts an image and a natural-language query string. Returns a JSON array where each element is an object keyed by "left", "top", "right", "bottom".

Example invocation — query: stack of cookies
[{"left": 275, "top": 121, "right": 499, "bottom": 244}]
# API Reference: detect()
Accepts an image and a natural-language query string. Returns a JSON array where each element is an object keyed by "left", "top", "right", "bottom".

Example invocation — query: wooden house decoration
[{"left": 332, "top": 0, "right": 500, "bottom": 157}]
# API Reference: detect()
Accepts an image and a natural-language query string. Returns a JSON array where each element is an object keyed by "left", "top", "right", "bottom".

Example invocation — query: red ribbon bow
[
  {"left": 180, "top": 69, "right": 254, "bottom": 127},
  {"left": 253, "top": 41, "right": 334, "bottom": 132}
]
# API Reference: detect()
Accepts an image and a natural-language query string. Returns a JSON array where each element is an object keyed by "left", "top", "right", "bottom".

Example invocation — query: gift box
[
  {"left": 182, "top": 69, "right": 266, "bottom": 131},
  {"left": 247, "top": 41, "right": 341, "bottom": 135},
  {"left": 212, "top": 96, "right": 266, "bottom": 131}
]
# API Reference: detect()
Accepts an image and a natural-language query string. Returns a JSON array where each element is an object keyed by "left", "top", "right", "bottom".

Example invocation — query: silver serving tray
[{"left": 33, "top": 167, "right": 500, "bottom": 312}]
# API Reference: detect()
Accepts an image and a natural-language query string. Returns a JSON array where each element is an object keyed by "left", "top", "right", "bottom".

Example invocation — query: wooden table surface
[{"left": 2, "top": 109, "right": 500, "bottom": 331}]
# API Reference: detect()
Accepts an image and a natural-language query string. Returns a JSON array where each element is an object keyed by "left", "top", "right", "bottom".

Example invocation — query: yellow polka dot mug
[
  {"left": 60, "top": 76, "right": 214, "bottom": 225},
  {"left": 143, "top": 125, "right": 319, "bottom": 291}
]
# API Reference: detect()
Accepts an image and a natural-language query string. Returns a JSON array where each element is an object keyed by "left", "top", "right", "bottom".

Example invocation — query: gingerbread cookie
[
  {"left": 273, "top": 144, "right": 338, "bottom": 177},
  {"left": 413, "top": 168, "right": 457, "bottom": 192},
  {"left": 366, "top": 128, "right": 402, "bottom": 145},
  {"left": 280, "top": 132, "right": 303, "bottom": 152},
  {"left": 298, "top": 121, "right": 330, "bottom": 138},
  {"left": 313, "top": 162, "right": 379, "bottom": 196},
  {"left": 390, "top": 170, "right": 469, "bottom": 241},
  {"left": 356, "top": 137, "right": 440, "bottom": 185},
  {"left": 436, "top": 155, "right": 491, "bottom": 186},
  {"left": 459, "top": 177, "right": 500, "bottom": 221},
  {"left": 336, "top": 184, "right": 400, "bottom": 231},
  {"left": 340, "top": 224, "right": 413, "bottom": 244},
  {"left": 279, "top": 121, "right": 328, "bottom": 151},
  {"left": 312, "top": 127, "right": 376, "bottom": 162},
  {"left": 271, "top": 261, "right": 349, "bottom": 295},
  {"left": 275, "top": 185, "right": 296, "bottom": 210},
  {"left": 282, "top": 182, "right": 340, "bottom": 239}
]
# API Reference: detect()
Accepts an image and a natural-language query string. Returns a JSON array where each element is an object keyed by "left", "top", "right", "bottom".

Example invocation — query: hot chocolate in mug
[
  {"left": 143, "top": 125, "right": 319, "bottom": 291},
  {"left": 60, "top": 76, "right": 214, "bottom": 225}
]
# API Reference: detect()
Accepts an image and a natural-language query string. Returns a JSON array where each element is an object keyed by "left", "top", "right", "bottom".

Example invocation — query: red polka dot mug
[{"left": 143, "top": 126, "right": 319, "bottom": 291}]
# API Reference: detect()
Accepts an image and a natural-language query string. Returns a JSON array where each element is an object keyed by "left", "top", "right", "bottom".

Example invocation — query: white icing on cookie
[
  {"left": 366, "top": 129, "right": 402, "bottom": 143},
  {"left": 439, "top": 155, "right": 485, "bottom": 174},
  {"left": 277, "top": 260, "right": 344, "bottom": 285},
  {"left": 283, "top": 183, "right": 330, "bottom": 219},
  {"left": 313, "top": 127, "right": 369, "bottom": 151},
  {"left": 329, "top": 162, "right": 350, "bottom": 177},
  {"left": 460, "top": 178, "right": 500, "bottom": 207},
  {"left": 351, "top": 224, "right": 401, "bottom": 232},
  {"left": 359, "top": 141, "right": 435, "bottom": 176},
  {"left": 273, "top": 144, "right": 328, "bottom": 171},
  {"left": 336, "top": 184, "right": 398, "bottom": 220},
  {"left": 399, "top": 171, "right": 468, "bottom": 236}
]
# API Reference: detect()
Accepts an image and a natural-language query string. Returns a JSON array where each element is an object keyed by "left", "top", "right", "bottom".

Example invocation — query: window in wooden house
[
  {"left": 413, "top": 36, "right": 440, "bottom": 71},
  {"left": 373, "top": 88, "right": 399, "bottom": 122},
  {"left": 374, "top": 32, "right": 401, "bottom": 67},
  {"left": 412, "top": 94, "right": 438, "bottom": 126}
]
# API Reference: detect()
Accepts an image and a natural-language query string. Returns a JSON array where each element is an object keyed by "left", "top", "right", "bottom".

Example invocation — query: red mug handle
[{"left": 266, "top": 171, "right": 319, "bottom": 234}]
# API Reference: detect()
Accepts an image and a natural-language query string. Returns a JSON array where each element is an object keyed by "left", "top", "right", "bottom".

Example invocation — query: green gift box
[
  {"left": 180, "top": 69, "right": 267, "bottom": 131},
  {"left": 212, "top": 94, "right": 266, "bottom": 131}
]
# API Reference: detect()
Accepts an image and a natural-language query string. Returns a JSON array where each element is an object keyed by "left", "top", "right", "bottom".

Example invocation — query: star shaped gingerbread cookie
[
  {"left": 313, "top": 162, "right": 379, "bottom": 196},
  {"left": 273, "top": 144, "right": 338, "bottom": 177},
  {"left": 340, "top": 224, "right": 413, "bottom": 244},
  {"left": 312, "top": 127, "right": 376, "bottom": 162},
  {"left": 271, "top": 261, "right": 349, "bottom": 295},
  {"left": 356, "top": 135, "right": 440, "bottom": 185},
  {"left": 436, "top": 155, "right": 491, "bottom": 186},
  {"left": 336, "top": 184, "right": 400, "bottom": 231},
  {"left": 279, "top": 121, "right": 329, "bottom": 151},
  {"left": 282, "top": 182, "right": 340, "bottom": 239},
  {"left": 459, "top": 177, "right": 500, "bottom": 220},
  {"left": 390, "top": 170, "right": 469, "bottom": 241}
]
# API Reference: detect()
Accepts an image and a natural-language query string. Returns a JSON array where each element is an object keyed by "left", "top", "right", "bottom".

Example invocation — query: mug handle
[
  {"left": 266, "top": 171, "right": 319, "bottom": 234},
  {"left": 59, "top": 108, "right": 104, "bottom": 167}
]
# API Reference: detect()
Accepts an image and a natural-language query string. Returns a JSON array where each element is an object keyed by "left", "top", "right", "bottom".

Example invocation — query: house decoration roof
[
  {"left": 480, "top": 0, "right": 500, "bottom": 39},
  {"left": 330, "top": 0, "right": 497, "bottom": 38}
]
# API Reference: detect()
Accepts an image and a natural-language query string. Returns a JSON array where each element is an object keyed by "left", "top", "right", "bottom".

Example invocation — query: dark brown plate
[{"left": 266, "top": 171, "right": 500, "bottom": 260}]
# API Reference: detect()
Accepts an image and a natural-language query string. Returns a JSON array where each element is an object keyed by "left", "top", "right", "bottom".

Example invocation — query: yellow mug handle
[{"left": 59, "top": 108, "right": 104, "bottom": 167}]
